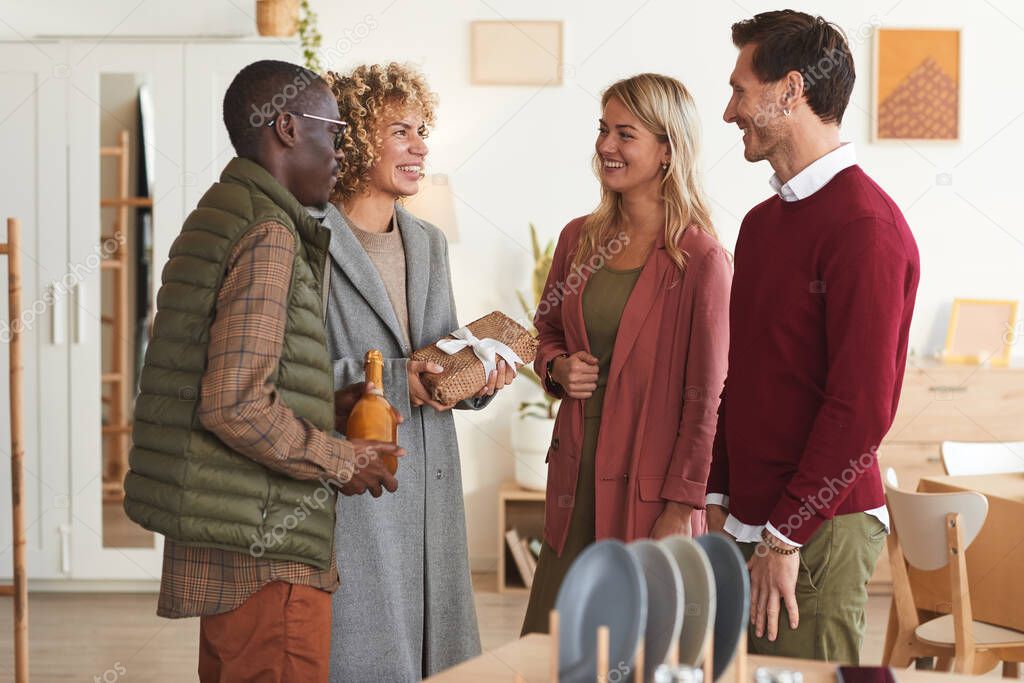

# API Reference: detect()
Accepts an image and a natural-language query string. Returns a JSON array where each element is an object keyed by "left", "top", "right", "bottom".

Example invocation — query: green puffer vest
[{"left": 124, "top": 157, "right": 337, "bottom": 569}]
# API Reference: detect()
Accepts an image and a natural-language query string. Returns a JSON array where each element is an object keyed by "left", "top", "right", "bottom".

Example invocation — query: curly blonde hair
[{"left": 326, "top": 62, "right": 439, "bottom": 202}]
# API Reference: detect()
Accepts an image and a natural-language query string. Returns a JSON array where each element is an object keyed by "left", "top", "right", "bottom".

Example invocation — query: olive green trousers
[{"left": 737, "top": 512, "right": 887, "bottom": 664}]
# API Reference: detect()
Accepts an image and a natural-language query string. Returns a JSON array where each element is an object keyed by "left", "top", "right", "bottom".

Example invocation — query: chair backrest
[
  {"left": 940, "top": 440, "right": 1024, "bottom": 476},
  {"left": 883, "top": 468, "right": 988, "bottom": 571}
]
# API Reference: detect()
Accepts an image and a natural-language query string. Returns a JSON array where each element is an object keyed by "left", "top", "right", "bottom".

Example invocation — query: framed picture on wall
[
  {"left": 470, "top": 20, "right": 563, "bottom": 86},
  {"left": 943, "top": 298, "right": 1018, "bottom": 367},
  {"left": 872, "top": 28, "right": 960, "bottom": 141}
]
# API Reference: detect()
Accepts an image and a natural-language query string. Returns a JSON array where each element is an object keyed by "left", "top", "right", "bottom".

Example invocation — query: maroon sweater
[{"left": 708, "top": 165, "right": 920, "bottom": 544}]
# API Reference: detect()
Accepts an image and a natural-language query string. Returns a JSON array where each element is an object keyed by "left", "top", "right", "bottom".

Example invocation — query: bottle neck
[{"left": 366, "top": 361, "right": 384, "bottom": 388}]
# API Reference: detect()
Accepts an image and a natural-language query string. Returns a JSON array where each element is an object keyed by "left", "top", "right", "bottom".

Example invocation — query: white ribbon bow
[{"left": 435, "top": 326, "right": 523, "bottom": 379}]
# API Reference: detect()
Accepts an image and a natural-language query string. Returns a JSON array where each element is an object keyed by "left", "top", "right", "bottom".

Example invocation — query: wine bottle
[{"left": 345, "top": 350, "right": 399, "bottom": 474}]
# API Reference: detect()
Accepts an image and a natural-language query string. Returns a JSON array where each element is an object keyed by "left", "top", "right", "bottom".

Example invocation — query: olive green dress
[{"left": 521, "top": 264, "right": 643, "bottom": 634}]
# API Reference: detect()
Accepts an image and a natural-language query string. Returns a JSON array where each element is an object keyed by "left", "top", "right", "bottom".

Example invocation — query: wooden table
[
  {"left": 910, "top": 473, "right": 1024, "bottom": 632},
  {"left": 426, "top": 634, "right": 981, "bottom": 682}
]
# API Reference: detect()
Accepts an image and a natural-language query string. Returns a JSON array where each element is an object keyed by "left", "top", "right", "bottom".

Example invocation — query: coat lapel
[
  {"left": 313, "top": 203, "right": 407, "bottom": 350},
  {"left": 396, "top": 204, "right": 430, "bottom": 346}
]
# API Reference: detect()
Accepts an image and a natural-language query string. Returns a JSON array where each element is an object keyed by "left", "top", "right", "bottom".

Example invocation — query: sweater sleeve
[
  {"left": 767, "top": 217, "right": 916, "bottom": 543},
  {"left": 706, "top": 390, "right": 730, "bottom": 500},
  {"left": 660, "top": 246, "right": 732, "bottom": 507}
]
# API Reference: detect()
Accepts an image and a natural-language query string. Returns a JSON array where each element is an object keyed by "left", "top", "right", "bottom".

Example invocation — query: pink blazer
[{"left": 535, "top": 217, "right": 732, "bottom": 555}]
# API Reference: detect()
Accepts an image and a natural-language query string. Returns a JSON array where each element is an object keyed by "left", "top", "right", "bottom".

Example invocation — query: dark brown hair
[{"left": 731, "top": 10, "right": 855, "bottom": 125}]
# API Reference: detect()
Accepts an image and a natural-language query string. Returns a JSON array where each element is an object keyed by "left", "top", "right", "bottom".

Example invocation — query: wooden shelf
[{"left": 497, "top": 480, "right": 545, "bottom": 594}]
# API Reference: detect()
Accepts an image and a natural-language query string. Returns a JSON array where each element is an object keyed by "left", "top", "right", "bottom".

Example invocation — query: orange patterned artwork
[{"left": 874, "top": 28, "right": 960, "bottom": 140}]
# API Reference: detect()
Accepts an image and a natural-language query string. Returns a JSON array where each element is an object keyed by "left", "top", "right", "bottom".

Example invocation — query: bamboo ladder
[
  {"left": 99, "top": 130, "right": 151, "bottom": 501},
  {"left": 1, "top": 217, "right": 28, "bottom": 682}
]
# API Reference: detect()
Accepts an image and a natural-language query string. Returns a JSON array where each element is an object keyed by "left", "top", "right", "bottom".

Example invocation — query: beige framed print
[
  {"left": 873, "top": 28, "right": 960, "bottom": 141},
  {"left": 470, "top": 20, "right": 563, "bottom": 86},
  {"left": 943, "top": 298, "right": 1018, "bottom": 367}
]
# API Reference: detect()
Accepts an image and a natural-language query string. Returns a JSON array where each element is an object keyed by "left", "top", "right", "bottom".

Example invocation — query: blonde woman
[
  {"left": 313, "top": 63, "right": 516, "bottom": 681},
  {"left": 522, "top": 73, "right": 732, "bottom": 633}
]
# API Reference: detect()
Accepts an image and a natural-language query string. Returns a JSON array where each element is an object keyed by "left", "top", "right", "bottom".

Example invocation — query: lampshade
[{"left": 402, "top": 173, "right": 459, "bottom": 242}]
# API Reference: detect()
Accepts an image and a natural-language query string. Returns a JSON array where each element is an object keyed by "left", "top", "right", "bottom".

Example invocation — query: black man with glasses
[{"left": 123, "top": 59, "right": 403, "bottom": 683}]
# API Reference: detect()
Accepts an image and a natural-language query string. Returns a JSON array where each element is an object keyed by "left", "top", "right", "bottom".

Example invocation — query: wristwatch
[{"left": 546, "top": 353, "right": 568, "bottom": 392}]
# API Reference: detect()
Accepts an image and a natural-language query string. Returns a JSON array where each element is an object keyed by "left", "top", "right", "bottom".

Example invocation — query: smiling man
[
  {"left": 123, "top": 60, "right": 403, "bottom": 681},
  {"left": 707, "top": 11, "right": 920, "bottom": 663}
]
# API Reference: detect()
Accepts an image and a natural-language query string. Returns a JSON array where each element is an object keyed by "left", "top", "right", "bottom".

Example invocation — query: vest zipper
[{"left": 321, "top": 250, "right": 331, "bottom": 324}]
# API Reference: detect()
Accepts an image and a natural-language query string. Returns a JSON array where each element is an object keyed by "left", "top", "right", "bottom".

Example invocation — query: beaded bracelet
[{"left": 760, "top": 527, "right": 800, "bottom": 555}]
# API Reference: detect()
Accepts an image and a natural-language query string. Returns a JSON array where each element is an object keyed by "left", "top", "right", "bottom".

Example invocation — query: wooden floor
[{"left": 0, "top": 578, "right": 893, "bottom": 682}]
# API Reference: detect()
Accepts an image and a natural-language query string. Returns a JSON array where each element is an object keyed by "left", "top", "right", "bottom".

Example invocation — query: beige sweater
[{"left": 348, "top": 218, "right": 411, "bottom": 347}]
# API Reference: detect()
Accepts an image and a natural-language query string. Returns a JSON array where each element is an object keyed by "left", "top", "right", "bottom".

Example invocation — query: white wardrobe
[{"left": 0, "top": 37, "right": 302, "bottom": 584}]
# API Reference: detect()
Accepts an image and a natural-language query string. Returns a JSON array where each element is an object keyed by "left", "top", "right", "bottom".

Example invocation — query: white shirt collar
[{"left": 769, "top": 142, "right": 857, "bottom": 202}]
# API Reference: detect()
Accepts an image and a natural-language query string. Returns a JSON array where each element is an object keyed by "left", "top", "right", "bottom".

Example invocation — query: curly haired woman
[{"left": 310, "top": 62, "right": 517, "bottom": 681}]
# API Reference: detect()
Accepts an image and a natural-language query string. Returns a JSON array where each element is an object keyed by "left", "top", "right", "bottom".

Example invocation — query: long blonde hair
[{"left": 574, "top": 73, "right": 717, "bottom": 271}]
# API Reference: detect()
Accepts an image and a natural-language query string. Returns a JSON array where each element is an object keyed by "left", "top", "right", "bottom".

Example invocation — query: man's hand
[
  {"left": 707, "top": 504, "right": 729, "bottom": 534},
  {"left": 748, "top": 539, "right": 800, "bottom": 641},
  {"left": 651, "top": 502, "right": 694, "bottom": 539},
  {"left": 550, "top": 351, "right": 599, "bottom": 399},
  {"left": 408, "top": 360, "right": 457, "bottom": 412},
  {"left": 473, "top": 359, "right": 519, "bottom": 399},
  {"left": 337, "top": 439, "right": 405, "bottom": 497}
]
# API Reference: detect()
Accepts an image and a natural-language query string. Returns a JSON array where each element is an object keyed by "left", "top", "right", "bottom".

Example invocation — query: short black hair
[
  {"left": 222, "top": 59, "right": 328, "bottom": 157},
  {"left": 731, "top": 10, "right": 855, "bottom": 125}
]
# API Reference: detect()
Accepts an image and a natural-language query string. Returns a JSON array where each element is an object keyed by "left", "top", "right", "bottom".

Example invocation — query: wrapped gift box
[{"left": 411, "top": 311, "right": 538, "bottom": 405}]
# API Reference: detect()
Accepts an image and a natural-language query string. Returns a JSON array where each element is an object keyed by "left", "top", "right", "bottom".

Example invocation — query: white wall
[{"left": 5, "top": 0, "right": 1023, "bottom": 570}]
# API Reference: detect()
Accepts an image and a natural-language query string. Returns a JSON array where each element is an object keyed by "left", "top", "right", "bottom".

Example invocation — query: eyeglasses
[{"left": 267, "top": 111, "right": 348, "bottom": 150}]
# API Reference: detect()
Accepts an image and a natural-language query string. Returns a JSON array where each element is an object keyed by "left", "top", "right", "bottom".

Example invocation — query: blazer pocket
[{"left": 637, "top": 476, "right": 665, "bottom": 502}]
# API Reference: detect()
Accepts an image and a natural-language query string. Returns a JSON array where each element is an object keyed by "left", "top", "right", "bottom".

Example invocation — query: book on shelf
[
  {"left": 505, "top": 527, "right": 536, "bottom": 588},
  {"left": 519, "top": 538, "right": 537, "bottom": 583}
]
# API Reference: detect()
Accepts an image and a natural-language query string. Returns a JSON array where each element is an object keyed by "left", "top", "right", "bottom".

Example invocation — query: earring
[
  {"left": 783, "top": 108, "right": 792, "bottom": 117},
  {"left": 661, "top": 161, "right": 669, "bottom": 170}
]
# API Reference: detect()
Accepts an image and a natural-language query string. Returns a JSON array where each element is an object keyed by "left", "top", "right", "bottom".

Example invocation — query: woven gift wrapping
[{"left": 410, "top": 311, "right": 538, "bottom": 405}]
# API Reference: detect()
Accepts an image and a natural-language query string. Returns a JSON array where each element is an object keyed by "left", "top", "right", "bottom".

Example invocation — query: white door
[
  {"left": 182, "top": 39, "right": 301, "bottom": 211},
  {"left": 0, "top": 41, "right": 72, "bottom": 581},
  {"left": 67, "top": 41, "right": 184, "bottom": 579}
]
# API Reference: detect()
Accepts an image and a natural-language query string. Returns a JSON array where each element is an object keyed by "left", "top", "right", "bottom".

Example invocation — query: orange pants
[{"left": 198, "top": 581, "right": 331, "bottom": 683}]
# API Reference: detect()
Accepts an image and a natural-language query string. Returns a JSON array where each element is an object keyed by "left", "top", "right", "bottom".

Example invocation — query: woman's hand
[
  {"left": 551, "top": 351, "right": 599, "bottom": 399},
  {"left": 473, "top": 359, "right": 519, "bottom": 398},
  {"left": 651, "top": 502, "right": 694, "bottom": 539},
  {"left": 407, "top": 360, "right": 456, "bottom": 411}
]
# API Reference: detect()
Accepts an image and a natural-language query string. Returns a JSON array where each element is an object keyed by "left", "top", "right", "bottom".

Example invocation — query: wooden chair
[
  {"left": 940, "top": 441, "right": 1024, "bottom": 476},
  {"left": 882, "top": 468, "right": 1024, "bottom": 676}
]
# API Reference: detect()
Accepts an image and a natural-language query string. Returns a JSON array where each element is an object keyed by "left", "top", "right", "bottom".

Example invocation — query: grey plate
[
  {"left": 628, "top": 539, "right": 684, "bottom": 681},
  {"left": 555, "top": 540, "right": 647, "bottom": 683},
  {"left": 659, "top": 535, "right": 716, "bottom": 667},
  {"left": 695, "top": 533, "right": 750, "bottom": 680}
]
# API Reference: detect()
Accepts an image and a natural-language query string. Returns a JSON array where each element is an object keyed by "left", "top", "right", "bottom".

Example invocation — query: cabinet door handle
[
  {"left": 58, "top": 523, "right": 71, "bottom": 575},
  {"left": 50, "top": 283, "right": 64, "bottom": 344},
  {"left": 928, "top": 385, "right": 967, "bottom": 393},
  {"left": 73, "top": 283, "right": 84, "bottom": 344}
]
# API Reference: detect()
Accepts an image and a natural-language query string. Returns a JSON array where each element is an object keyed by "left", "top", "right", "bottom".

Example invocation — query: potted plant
[
  {"left": 296, "top": 0, "right": 323, "bottom": 72},
  {"left": 256, "top": 0, "right": 300, "bottom": 37},
  {"left": 510, "top": 223, "right": 558, "bottom": 491}
]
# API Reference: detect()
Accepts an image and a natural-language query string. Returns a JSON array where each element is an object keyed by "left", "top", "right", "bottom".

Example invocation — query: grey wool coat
[{"left": 310, "top": 202, "right": 485, "bottom": 682}]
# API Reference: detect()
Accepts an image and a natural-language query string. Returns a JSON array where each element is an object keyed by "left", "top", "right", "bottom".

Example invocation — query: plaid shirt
[{"left": 158, "top": 220, "right": 354, "bottom": 618}]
